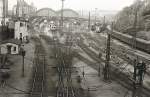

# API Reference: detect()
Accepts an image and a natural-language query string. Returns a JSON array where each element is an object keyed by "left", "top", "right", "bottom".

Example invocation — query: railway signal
[{"left": 132, "top": 61, "right": 146, "bottom": 97}]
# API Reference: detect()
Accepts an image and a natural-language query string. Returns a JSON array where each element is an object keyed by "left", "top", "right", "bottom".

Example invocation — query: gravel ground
[{"left": 0, "top": 42, "right": 35, "bottom": 97}]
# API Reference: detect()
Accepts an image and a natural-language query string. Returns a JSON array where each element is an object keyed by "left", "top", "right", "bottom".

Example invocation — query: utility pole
[
  {"left": 132, "top": 3, "right": 138, "bottom": 51},
  {"left": 132, "top": 1, "right": 146, "bottom": 96},
  {"left": 88, "top": 12, "right": 91, "bottom": 31},
  {"left": 60, "top": 0, "right": 65, "bottom": 32},
  {"left": 95, "top": 8, "right": 97, "bottom": 24},
  {"left": 2, "top": 0, "right": 6, "bottom": 24},
  {"left": 103, "top": 16, "right": 106, "bottom": 25},
  {"left": 16, "top": 0, "right": 19, "bottom": 17},
  {"left": 103, "top": 22, "right": 112, "bottom": 81},
  {"left": 1, "top": 0, "right": 4, "bottom": 40},
  {"left": 104, "top": 16, "right": 105, "bottom": 23},
  {"left": 98, "top": 53, "right": 102, "bottom": 77},
  {"left": 22, "top": 0, "right": 25, "bottom": 18}
]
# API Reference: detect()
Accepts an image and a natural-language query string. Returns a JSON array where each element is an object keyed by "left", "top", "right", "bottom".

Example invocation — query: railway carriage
[{"left": 111, "top": 30, "right": 150, "bottom": 53}]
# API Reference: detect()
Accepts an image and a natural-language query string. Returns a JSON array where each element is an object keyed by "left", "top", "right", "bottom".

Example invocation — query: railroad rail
[
  {"left": 85, "top": 33, "right": 150, "bottom": 75},
  {"left": 40, "top": 34, "right": 79, "bottom": 97},
  {"left": 55, "top": 38, "right": 77, "bottom": 97},
  {"left": 77, "top": 36, "right": 150, "bottom": 97},
  {"left": 29, "top": 37, "right": 46, "bottom": 97}
]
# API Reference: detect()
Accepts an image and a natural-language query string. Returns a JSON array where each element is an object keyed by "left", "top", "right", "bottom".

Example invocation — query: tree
[{"left": 114, "top": 0, "right": 145, "bottom": 33}]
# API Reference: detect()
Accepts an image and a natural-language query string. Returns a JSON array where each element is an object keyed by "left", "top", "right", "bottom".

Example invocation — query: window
[
  {"left": 20, "top": 22, "right": 24, "bottom": 27},
  {"left": 14, "top": 47, "right": 16, "bottom": 51}
]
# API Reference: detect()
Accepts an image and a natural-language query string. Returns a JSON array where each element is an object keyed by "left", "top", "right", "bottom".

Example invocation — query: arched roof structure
[
  {"left": 57, "top": 9, "right": 79, "bottom": 18},
  {"left": 36, "top": 8, "right": 57, "bottom": 17}
]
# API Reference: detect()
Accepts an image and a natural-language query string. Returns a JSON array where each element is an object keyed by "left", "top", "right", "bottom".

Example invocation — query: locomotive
[
  {"left": 91, "top": 23, "right": 107, "bottom": 33},
  {"left": 49, "top": 21, "right": 57, "bottom": 31}
]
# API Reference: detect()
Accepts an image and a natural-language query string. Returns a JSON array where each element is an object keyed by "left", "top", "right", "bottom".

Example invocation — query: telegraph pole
[
  {"left": 132, "top": 3, "right": 138, "bottom": 51},
  {"left": 132, "top": 1, "right": 146, "bottom": 97},
  {"left": 16, "top": 0, "right": 19, "bottom": 17},
  {"left": 61, "top": 0, "right": 65, "bottom": 32},
  {"left": 103, "top": 16, "right": 106, "bottom": 25},
  {"left": 95, "top": 8, "right": 97, "bottom": 24},
  {"left": 103, "top": 22, "right": 112, "bottom": 81},
  {"left": 98, "top": 53, "right": 102, "bottom": 77},
  {"left": 88, "top": 12, "right": 91, "bottom": 31}
]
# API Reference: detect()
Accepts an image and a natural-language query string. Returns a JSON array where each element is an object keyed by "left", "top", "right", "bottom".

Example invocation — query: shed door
[{"left": 7, "top": 45, "right": 12, "bottom": 54}]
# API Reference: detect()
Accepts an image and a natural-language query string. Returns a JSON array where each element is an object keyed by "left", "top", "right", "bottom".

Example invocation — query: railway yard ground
[
  {"left": 2, "top": 28, "right": 150, "bottom": 97},
  {"left": 2, "top": 17, "right": 150, "bottom": 97},
  {"left": 74, "top": 31, "right": 149, "bottom": 97},
  {"left": 73, "top": 58, "right": 130, "bottom": 97},
  {"left": 0, "top": 42, "right": 35, "bottom": 97},
  {"left": 3, "top": 27, "right": 150, "bottom": 97},
  {"left": 39, "top": 32, "right": 133, "bottom": 97},
  {"left": 2, "top": 0, "right": 150, "bottom": 97}
]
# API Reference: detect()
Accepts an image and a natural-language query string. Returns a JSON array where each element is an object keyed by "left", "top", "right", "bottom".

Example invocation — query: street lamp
[{"left": 20, "top": 45, "right": 26, "bottom": 77}]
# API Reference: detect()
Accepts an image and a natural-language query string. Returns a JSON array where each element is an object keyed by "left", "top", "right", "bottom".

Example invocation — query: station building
[
  {"left": 36, "top": 8, "right": 57, "bottom": 17},
  {"left": 36, "top": 8, "right": 79, "bottom": 18}
]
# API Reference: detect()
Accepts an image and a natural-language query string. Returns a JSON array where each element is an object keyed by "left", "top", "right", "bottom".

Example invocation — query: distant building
[
  {"left": 0, "top": 0, "right": 8, "bottom": 18},
  {"left": 36, "top": 8, "right": 56, "bottom": 17},
  {"left": 13, "top": 0, "right": 37, "bottom": 17},
  {"left": 0, "top": 0, "right": 8, "bottom": 23},
  {"left": 36, "top": 8, "right": 79, "bottom": 18},
  {"left": 0, "top": 0, "right": 8, "bottom": 41},
  {"left": 57, "top": 9, "right": 79, "bottom": 18},
  {"left": 0, "top": 39, "right": 21, "bottom": 54}
]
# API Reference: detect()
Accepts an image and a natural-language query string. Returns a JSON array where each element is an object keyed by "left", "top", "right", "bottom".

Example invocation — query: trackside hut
[
  {"left": 0, "top": 39, "right": 21, "bottom": 55},
  {"left": 15, "top": 20, "right": 29, "bottom": 42}
]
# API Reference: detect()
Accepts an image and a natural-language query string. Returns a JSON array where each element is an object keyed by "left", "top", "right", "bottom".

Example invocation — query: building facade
[
  {"left": 0, "top": 0, "right": 8, "bottom": 26},
  {"left": 0, "top": 0, "right": 8, "bottom": 18},
  {"left": 13, "top": 0, "right": 37, "bottom": 17}
]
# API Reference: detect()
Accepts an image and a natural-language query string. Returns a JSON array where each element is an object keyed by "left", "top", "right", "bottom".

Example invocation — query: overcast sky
[{"left": 8, "top": 0, "right": 135, "bottom": 11}]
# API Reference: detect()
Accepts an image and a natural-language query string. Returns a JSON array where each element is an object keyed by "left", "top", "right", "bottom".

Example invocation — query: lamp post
[{"left": 21, "top": 47, "right": 26, "bottom": 77}]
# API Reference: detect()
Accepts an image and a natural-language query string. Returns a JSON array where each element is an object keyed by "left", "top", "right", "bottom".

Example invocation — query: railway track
[
  {"left": 77, "top": 37, "right": 150, "bottom": 97},
  {"left": 85, "top": 33, "right": 150, "bottom": 76},
  {"left": 29, "top": 37, "right": 46, "bottom": 97},
  {"left": 40, "top": 34, "right": 80, "bottom": 97},
  {"left": 55, "top": 49, "right": 78, "bottom": 97},
  {"left": 55, "top": 36, "right": 78, "bottom": 97}
]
